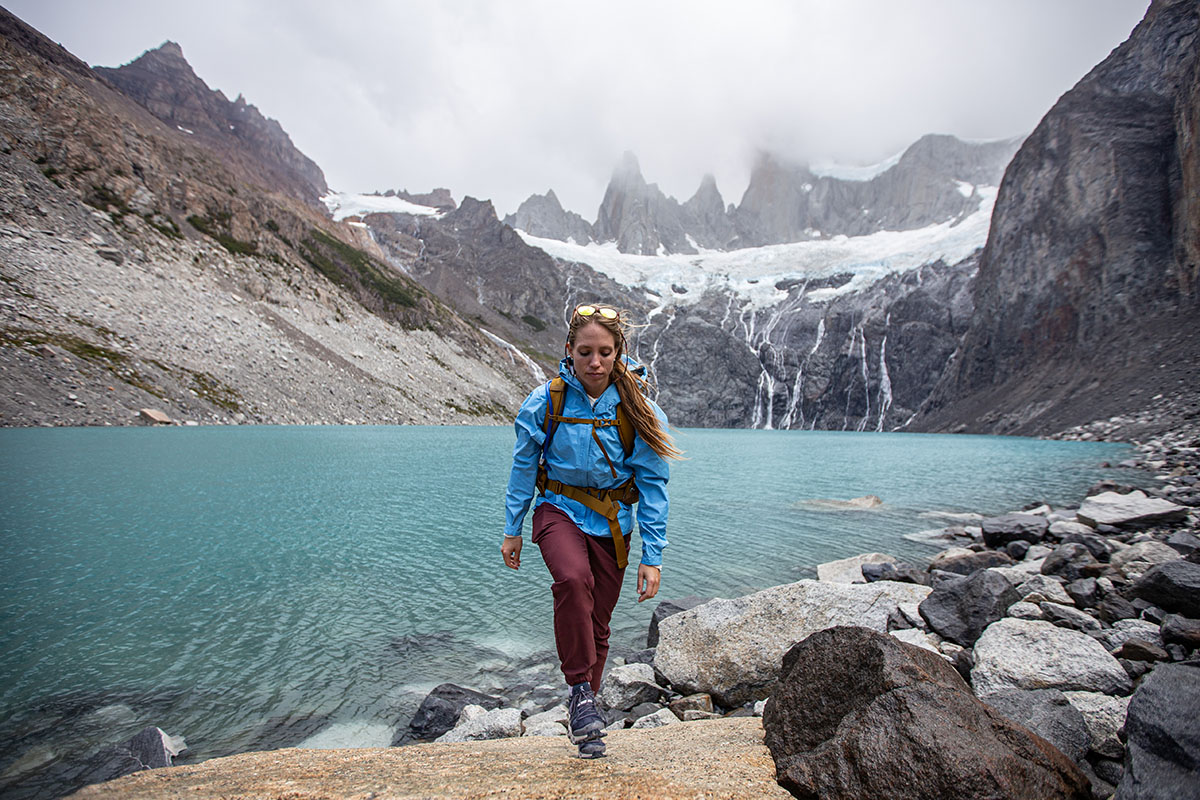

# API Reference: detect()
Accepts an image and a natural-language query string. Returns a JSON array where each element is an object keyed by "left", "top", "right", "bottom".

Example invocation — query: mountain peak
[
  {"left": 612, "top": 151, "right": 645, "bottom": 183},
  {"left": 154, "top": 41, "right": 185, "bottom": 59}
]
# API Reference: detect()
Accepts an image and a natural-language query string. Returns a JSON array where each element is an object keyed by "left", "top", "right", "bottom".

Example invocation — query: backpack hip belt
[{"left": 535, "top": 471, "right": 638, "bottom": 569}]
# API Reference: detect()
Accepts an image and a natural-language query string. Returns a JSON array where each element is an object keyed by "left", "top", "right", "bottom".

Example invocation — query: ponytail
[{"left": 612, "top": 358, "right": 683, "bottom": 461}]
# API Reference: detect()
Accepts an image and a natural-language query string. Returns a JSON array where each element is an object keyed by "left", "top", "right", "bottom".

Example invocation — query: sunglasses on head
[{"left": 575, "top": 304, "right": 618, "bottom": 320}]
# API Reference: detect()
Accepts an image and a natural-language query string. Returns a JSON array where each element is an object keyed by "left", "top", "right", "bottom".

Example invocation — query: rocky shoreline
[{"left": 63, "top": 423, "right": 1200, "bottom": 800}]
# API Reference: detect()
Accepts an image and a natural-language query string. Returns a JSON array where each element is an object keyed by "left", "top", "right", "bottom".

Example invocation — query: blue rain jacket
[{"left": 504, "top": 358, "right": 670, "bottom": 566}]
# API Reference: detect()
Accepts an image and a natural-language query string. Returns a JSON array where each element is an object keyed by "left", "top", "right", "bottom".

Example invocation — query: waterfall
[{"left": 875, "top": 313, "right": 893, "bottom": 432}]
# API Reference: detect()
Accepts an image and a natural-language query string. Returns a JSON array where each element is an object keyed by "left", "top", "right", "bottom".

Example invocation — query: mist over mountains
[{"left": 2, "top": 0, "right": 1197, "bottom": 438}]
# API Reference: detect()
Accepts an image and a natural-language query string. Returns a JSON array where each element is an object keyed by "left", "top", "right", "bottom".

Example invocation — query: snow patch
[
  {"left": 322, "top": 191, "right": 442, "bottom": 222},
  {"left": 810, "top": 149, "right": 905, "bottom": 182},
  {"left": 176, "top": 125, "right": 194, "bottom": 135},
  {"left": 955, "top": 180, "right": 974, "bottom": 198}
]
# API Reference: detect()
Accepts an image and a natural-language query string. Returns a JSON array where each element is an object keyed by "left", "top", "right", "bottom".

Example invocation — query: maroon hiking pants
[{"left": 531, "top": 502, "right": 630, "bottom": 689}]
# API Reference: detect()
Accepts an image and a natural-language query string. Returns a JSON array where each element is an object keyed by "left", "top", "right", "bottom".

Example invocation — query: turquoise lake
[{"left": 0, "top": 425, "right": 1140, "bottom": 793}]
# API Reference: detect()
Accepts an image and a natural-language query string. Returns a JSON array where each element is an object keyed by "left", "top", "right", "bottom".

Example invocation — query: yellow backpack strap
[
  {"left": 542, "top": 377, "right": 567, "bottom": 450},
  {"left": 615, "top": 403, "right": 635, "bottom": 457}
]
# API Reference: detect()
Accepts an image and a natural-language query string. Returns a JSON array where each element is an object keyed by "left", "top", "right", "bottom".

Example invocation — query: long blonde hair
[{"left": 567, "top": 306, "right": 683, "bottom": 461}]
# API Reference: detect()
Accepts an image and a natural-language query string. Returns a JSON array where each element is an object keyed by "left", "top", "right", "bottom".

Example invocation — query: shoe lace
[{"left": 570, "top": 687, "right": 596, "bottom": 717}]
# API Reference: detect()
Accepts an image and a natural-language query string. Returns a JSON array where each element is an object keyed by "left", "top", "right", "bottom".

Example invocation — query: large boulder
[
  {"left": 646, "top": 595, "right": 708, "bottom": 648},
  {"left": 1076, "top": 491, "right": 1187, "bottom": 528},
  {"left": 397, "top": 684, "right": 502, "bottom": 744},
  {"left": 763, "top": 626, "right": 1090, "bottom": 800},
  {"left": 1129, "top": 561, "right": 1200, "bottom": 617},
  {"left": 982, "top": 513, "right": 1050, "bottom": 548},
  {"left": 654, "top": 579, "right": 930, "bottom": 706},
  {"left": 816, "top": 552, "right": 898, "bottom": 583},
  {"left": 1116, "top": 661, "right": 1200, "bottom": 799},
  {"left": 979, "top": 688, "right": 1090, "bottom": 763},
  {"left": 918, "top": 569, "right": 1021, "bottom": 647},
  {"left": 971, "top": 618, "right": 1133, "bottom": 696},
  {"left": 599, "top": 663, "right": 665, "bottom": 712}
]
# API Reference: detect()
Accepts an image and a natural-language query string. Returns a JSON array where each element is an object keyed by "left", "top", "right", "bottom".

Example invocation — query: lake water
[{"left": 0, "top": 425, "right": 1139, "bottom": 796}]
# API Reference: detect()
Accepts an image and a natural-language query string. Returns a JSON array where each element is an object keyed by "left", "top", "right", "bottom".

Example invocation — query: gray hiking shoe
[
  {"left": 567, "top": 682, "right": 606, "bottom": 744},
  {"left": 576, "top": 737, "right": 607, "bottom": 759}
]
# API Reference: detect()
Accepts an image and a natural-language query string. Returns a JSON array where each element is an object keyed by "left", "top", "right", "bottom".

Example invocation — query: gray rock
[
  {"left": 1116, "top": 661, "right": 1200, "bottom": 799},
  {"left": 763, "top": 626, "right": 1090, "bottom": 800},
  {"left": 77, "top": 726, "right": 186, "bottom": 788},
  {"left": 599, "top": 663, "right": 665, "bottom": 712},
  {"left": 1018, "top": 574, "right": 1074, "bottom": 605},
  {"left": 1063, "top": 690, "right": 1130, "bottom": 760},
  {"left": 1098, "top": 594, "right": 1141, "bottom": 624},
  {"left": 668, "top": 693, "right": 714, "bottom": 720},
  {"left": 1110, "top": 540, "right": 1182, "bottom": 579},
  {"left": 625, "top": 647, "right": 656, "bottom": 665},
  {"left": 1008, "top": 601, "right": 1046, "bottom": 620},
  {"left": 1050, "top": 520, "right": 1101, "bottom": 539},
  {"left": 1164, "top": 531, "right": 1200, "bottom": 555},
  {"left": 654, "top": 578, "right": 930, "bottom": 706},
  {"left": 522, "top": 704, "right": 567, "bottom": 730},
  {"left": 980, "top": 688, "right": 1090, "bottom": 763},
  {"left": 1006, "top": 540, "right": 1032, "bottom": 560},
  {"left": 1077, "top": 491, "right": 1187, "bottom": 528},
  {"left": 929, "top": 547, "right": 1014, "bottom": 576},
  {"left": 647, "top": 595, "right": 708, "bottom": 648},
  {"left": 1113, "top": 639, "right": 1169, "bottom": 662},
  {"left": 1039, "top": 601, "right": 1102, "bottom": 632},
  {"left": 435, "top": 705, "right": 523, "bottom": 742},
  {"left": 861, "top": 561, "right": 929, "bottom": 585},
  {"left": 919, "top": 569, "right": 1021, "bottom": 647},
  {"left": 1041, "top": 544, "right": 1102, "bottom": 582},
  {"left": 1130, "top": 561, "right": 1200, "bottom": 617},
  {"left": 1066, "top": 578, "right": 1102, "bottom": 608},
  {"left": 982, "top": 513, "right": 1049, "bottom": 548},
  {"left": 399, "top": 683, "right": 503, "bottom": 743},
  {"left": 629, "top": 707, "right": 679, "bottom": 729},
  {"left": 889, "top": 627, "right": 942, "bottom": 653},
  {"left": 1096, "top": 619, "right": 1166, "bottom": 652},
  {"left": 1059, "top": 532, "right": 1112, "bottom": 561},
  {"left": 1161, "top": 614, "right": 1200, "bottom": 648},
  {"left": 972, "top": 618, "right": 1133, "bottom": 696},
  {"left": 816, "top": 552, "right": 899, "bottom": 583}
]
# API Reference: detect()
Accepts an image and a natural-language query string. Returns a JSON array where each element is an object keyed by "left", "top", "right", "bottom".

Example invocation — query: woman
[{"left": 502, "top": 303, "right": 680, "bottom": 758}]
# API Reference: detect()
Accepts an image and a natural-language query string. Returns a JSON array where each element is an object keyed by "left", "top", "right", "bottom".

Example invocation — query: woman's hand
[
  {"left": 501, "top": 536, "right": 522, "bottom": 570},
  {"left": 636, "top": 564, "right": 660, "bottom": 603}
]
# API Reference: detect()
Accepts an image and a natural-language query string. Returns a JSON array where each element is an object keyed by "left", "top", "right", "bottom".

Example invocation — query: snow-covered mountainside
[
  {"left": 517, "top": 187, "right": 996, "bottom": 312},
  {"left": 511, "top": 197, "right": 993, "bottom": 429}
]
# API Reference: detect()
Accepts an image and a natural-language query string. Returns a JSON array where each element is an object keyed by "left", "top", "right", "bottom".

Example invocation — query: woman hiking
[{"left": 502, "top": 303, "right": 681, "bottom": 758}]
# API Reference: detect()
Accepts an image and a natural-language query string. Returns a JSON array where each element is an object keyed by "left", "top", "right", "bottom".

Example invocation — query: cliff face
[
  {"left": 731, "top": 135, "right": 1020, "bottom": 248},
  {"left": 95, "top": 42, "right": 327, "bottom": 207},
  {"left": 917, "top": 0, "right": 1200, "bottom": 436}
]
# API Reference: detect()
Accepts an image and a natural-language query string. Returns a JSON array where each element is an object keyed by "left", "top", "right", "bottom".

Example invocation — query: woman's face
[{"left": 567, "top": 322, "right": 617, "bottom": 398}]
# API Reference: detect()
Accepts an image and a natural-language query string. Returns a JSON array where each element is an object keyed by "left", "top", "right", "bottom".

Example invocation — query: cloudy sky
[{"left": 12, "top": 1, "right": 1149, "bottom": 218}]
